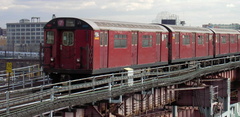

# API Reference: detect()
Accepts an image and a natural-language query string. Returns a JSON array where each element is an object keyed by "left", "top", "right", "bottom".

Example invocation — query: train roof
[
  {"left": 162, "top": 25, "right": 213, "bottom": 33},
  {"left": 44, "top": 17, "right": 168, "bottom": 32},
  {"left": 86, "top": 19, "right": 168, "bottom": 32},
  {"left": 210, "top": 28, "right": 240, "bottom": 34}
]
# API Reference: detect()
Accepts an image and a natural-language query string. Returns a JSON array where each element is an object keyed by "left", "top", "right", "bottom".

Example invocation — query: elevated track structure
[{"left": 0, "top": 56, "right": 240, "bottom": 117}]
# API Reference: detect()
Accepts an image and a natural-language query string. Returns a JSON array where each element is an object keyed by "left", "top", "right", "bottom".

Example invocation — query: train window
[
  {"left": 221, "top": 36, "right": 227, "bottom": 44},
  {"left": 182, "top": 35, "right": 190, "bottom": 45},
  {"left": 198, "top": 35, "right": 204, "bottom": 45},
  {"left": 175, "top": 33, "right": 179, "bottom": 43},
  {"left": 114, "top": 34, "right": 127, "bottom": 48},
  {"left": 216, "top": 34, "right": 219, "bottom": 43},
  {"left": 156, "top": 33, "right": 161, "bottom": 45},
  {"left": 192, "top": 33, "right": 196, "bottom": 43},
  {"left": 238, "top": 35, "right": 240, "bottom": 40},
  {"left": 209, "top": 35, "right": 213, "bottom": 41},
  {"left": 100, "top": 32, "right": 104, "bottom": 46},
  {"left": 142, "top": 35, "right": 152, "bottom": 47},
  {"left": 46, "top": 31, "right": 54, "bottom": 44},
  {"left": 100, "top": 32, "right": 108, "bottom": 46},
  {"left": 132, "top": 33, "right": 138, "bottom": 45},
  {"left": 162, "top": 34, "right": 168, "bottom": 48},
  {"left": 62, "top": 32, "right": 74, "bottom": 46},
  {"left": 230, "top": 35, "right": 236, "bottom": 43},
  {"left": 205, "top": 34, "right": 209, "bottom": 43}
]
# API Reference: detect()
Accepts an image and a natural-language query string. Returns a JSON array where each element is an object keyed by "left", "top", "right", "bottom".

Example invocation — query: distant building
[
  {"left": 0, "top": 28, "right": 6, "bottom": 36},
  {"left": 152, "top": 12, "right": 185, "bottom": 26},
  {"left": 202, "top": 23, "right": 240, "bottom": 30},
  {"left": 6, "top": 17, "right": 46, "bottom": 52},
  {"left": 0, "top": 28, "right": 2, "bottom": 35},
  {"left": 0, "top": 36, "right": 7, "bottom": 50}
]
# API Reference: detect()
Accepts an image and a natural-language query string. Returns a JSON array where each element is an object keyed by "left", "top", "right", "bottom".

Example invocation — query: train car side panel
[
  {"left": 99, "top": 30, "right": 109, "bottom": 69},
  {"left": 138, "top": 32, "right": 157, "bottom": 64},
  {"left": 191, "top": 33, "right": 196, "bottom": 58},
  {"left": 215, "top": 34, "right": 220, "bottom": 56},
  {"left": 195, "top": 33, "right": 206, "bottom": 58},
  {"left": 161, "top": 32, "right": 169, "bottom": 62},
  {"left": 229, "top": 34, "right": 238, "bottom": 53},
  {"left": 171, "top": 32, "right": 180, "bottom": 61},
  {"left": 219, "top": 34, "right": 230, "bottom": 55},
  {"left": 179, "top": 32, "right": 192, "bottom": 59},
  {"left": 208, "top": 34, "right": 214, "bottom": 56},
  {"left": 92, "top": 31, "right": 101, "bottom": 70},
  {"left": 132, "top": 32, "right": 138, "bottom": 65},
  {"left": 108, "top": 31, "right": 132, "bottom": 68}
]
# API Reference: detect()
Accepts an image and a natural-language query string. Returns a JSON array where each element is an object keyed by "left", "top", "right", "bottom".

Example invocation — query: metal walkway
[{"left": 1, "top": 56, "right": 240, "bottom": 117}]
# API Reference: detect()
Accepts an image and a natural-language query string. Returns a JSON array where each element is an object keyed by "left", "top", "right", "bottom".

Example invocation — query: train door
[
  {"left": 174, "top": 33, "right": 180, "bottom": 59},
  {"left": 59, "top": 31, "right": 75, "bottom": 69},
  {"left": 229, "top": 34, "right": 237, "bottom": 53},
  {"left": 220, "top": 34, "right": 229, "bottom": 55},
  {"left": 205, "top": 34, "right": 209, "bottom": 56},
  {"left": 100, "top": 30, "right": 109, "bottom": 68},
  {"left": 161, "top": 33, "right": 168, "bottom": 62},
  {"left": 156, "top": 33, "right": 161, "bottom": 62},
  {"left": 180, "top": 33, "right": 191, "bottom": 59},
  {"left": 44, "top": 30, "right": 55, "bottom": 66},
  {"left": 192, "top": 33, "right": 196, "bottom": 58},
  {"left": 215, "top": 34, "right": 220, "bottom": 55},
  {"left": 208, "top": 34, "right": 213, "bottom": 56},
  {"left": 238, "top": 35, "right": 240, "bottom": 52},
  {"left": 132, "top": 32, "right": 138, "bottom": 65}
]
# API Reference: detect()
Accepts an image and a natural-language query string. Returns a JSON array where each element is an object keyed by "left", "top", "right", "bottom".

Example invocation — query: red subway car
[
  {"left": 162, "top": 25, "right": 214, "bottom": 63},
  {"left": 43, "top": 17, "right": 240, "bottom": 82},
  {"left": 43, "top": 18, "right": 169, "bottom": 81}
]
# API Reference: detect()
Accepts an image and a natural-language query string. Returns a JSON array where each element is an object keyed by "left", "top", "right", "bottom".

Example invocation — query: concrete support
[
  {"left": 238, "top": 88, "right": 240, "bottom": 102},
  {"left": 75, "top": 109, "right": 84, "bottom": 117},
  {"left": 172, "top": 105, "right": 178, "bottom": 117},
  {"left": 63, "top": 112, "right": 74, "bottom": 117},
  {"left": 223, "top": 79, "right": 230, "bottom": 112}
]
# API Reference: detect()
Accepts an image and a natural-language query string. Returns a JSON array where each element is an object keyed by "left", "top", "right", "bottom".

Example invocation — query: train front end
[{"left": 43, "top": 18, "right": 93, "bottom": 82}]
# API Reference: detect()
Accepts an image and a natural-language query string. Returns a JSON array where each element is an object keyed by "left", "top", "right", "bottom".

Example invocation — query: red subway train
[{"left": 43, "top": 17, "right": 240, "bottom": 82}]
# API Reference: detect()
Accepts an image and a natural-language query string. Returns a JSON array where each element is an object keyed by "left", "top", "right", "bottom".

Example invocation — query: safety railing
[
  {"left": 0, "top": 64, "right": 49, "bottom": 92},
  {"left": 1, "top": 55, "right": 240, "bottom": 117}
]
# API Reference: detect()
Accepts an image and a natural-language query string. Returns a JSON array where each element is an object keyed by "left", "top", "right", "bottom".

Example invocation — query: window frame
[
  {"left": 198, "top": 35, "right": 204, "bottom": 45},
  {"left": 46, "top": 31, "right": 54, "bottom": 44},
  {"left": 156, "top": 33, "right": 161, "bottom": 45},
  {"left": 182, "top": 35, "right": 190, "bottom": 45},
  {"left": 175, "top": 33, "right": 180, "bottom": 43},
  {"left": 132, "top": 32, "right": 138, "bottom": 45},
  {"left": 62, "top": 31, "right": 74, "bottom": 46},
  {"left": 230, "top": 35, "right": 236, "bottom": 43},
  {"left": 221, "top": 36, "right": 227, "bottom": 44},
  {"left": 142, "top": 35, "right": 153, "bottom": 47},
  {"left": 114, "top": 34, "right": 127, "bottom": 48}
]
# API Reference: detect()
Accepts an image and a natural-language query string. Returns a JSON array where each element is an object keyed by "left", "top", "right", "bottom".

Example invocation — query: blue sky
[{"left": 0, "top": 0, "right": 239, "bottom": 28}]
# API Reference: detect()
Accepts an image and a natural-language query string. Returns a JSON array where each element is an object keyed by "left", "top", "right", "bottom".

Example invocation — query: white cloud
[
  {"left": 13, "top": 1, "right": 97, "bottom": 11},
  {"left": 100, "top": 0, "right": 154, "bottom": 11},
  {"left": 226, "top": 4, "right": 235, "bottom": 8},
  {"left": 0, "top": 0, "right": 240, "bottom": 28},
  {"left": 0, "top": 0, "right": 29, "bottom": 10}
]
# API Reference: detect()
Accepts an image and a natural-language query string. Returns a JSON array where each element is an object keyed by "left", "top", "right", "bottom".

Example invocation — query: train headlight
[
  {"left": 50, "top": 57, "right": 54, "bottom": 62},
  {"left": 77, "top": 58, "right": 80, "bottom": 62}
]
